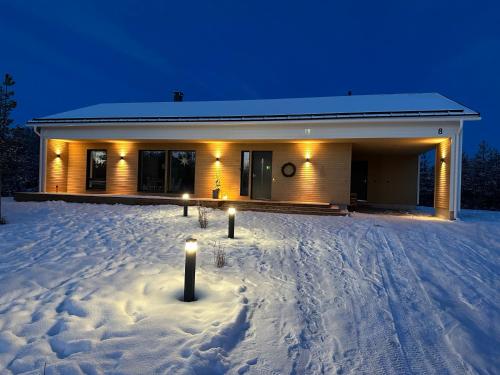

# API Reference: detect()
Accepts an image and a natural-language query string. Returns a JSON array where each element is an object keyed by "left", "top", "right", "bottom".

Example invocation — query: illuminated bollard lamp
[
  {"left": 228, "top": 207, "right": 236, "bottom": 239},
  {"left": 184, "top": 238, "right": 198, "bottom": 302},
  {"left": 182, "top": 193, "right": 189, "bottom": 217}
]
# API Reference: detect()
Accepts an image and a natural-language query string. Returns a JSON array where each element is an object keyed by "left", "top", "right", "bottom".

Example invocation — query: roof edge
[{"left": 27, "top": 111, "right": 480, "bottom": 127}]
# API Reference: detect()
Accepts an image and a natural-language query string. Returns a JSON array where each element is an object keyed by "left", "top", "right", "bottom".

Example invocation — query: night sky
[{"left": 1, "top": 0, "right": 499, "bottom": 153}]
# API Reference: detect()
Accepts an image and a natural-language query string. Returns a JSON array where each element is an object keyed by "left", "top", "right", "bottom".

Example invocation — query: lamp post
[
  {"left": 184, "top": 238, "right": 197, "bottom": 302},
  {"left": 182, "top": 193, "right": 189, "bottom": 216},
  {"left": 228, "top": 207, "right": 236, "bottom": 239}
]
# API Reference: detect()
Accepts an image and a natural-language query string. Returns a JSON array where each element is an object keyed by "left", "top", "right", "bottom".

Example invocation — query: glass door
[
  {"left": 138, "top": 150, "right": 166, "bottom": 193},
  {"left": 251, "top": 151, "right": 272, "bottom": 200},
  {"left": 168, "top": 150, "right": 196, "bottom": 194}
]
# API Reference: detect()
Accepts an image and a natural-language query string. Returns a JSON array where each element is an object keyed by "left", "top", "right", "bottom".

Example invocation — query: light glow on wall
[
  {"left": 435, "top": 139, "right": 451, "bottom": 214},
  {"left": 47, "top": 139, "right": 68, "bottom": 193}
]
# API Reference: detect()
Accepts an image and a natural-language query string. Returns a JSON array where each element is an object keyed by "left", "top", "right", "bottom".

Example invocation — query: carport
[{"left": 350, "top": 137, "right": 460, "bottom": 219}]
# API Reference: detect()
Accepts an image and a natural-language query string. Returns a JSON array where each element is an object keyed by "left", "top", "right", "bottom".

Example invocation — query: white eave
[
  {"left": 27, "top": 93, "right": 480, "bottom": 128},
  {"left": 28, "top": 112, "right": 481, "bottom": 128}
]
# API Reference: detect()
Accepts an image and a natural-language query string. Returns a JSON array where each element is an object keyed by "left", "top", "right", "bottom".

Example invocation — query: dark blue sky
[{"left": 1, "top": 0, "right": 498, "bottom": 152}]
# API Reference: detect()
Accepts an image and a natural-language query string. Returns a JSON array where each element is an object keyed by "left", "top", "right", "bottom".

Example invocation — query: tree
[
  {"left": 461, "top": 141, "right": 500, "bottom": 210},
  {"left": 3, "top": 127, "right": 38, "bottom": 194},
  {"left": 419, "top": 151, "right": 435, "bottom": 206},
  {"left": 0, "top": 73, "right": 17, "bottom": 223}
]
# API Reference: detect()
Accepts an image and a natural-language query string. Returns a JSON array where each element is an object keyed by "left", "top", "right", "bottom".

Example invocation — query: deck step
[
  {"left": 14, "top": 192, "right": 348, "bottom": 216},
  {"left": 223, "top": 207, "right": 347, "bottom": 216},
  {"left": 219, "top": 202, "right": 346, "bottom": 216}
]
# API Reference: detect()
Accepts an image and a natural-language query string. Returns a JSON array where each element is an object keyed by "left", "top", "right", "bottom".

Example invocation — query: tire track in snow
[
  {"left": 285, "top": 216, "right": 344, "bottom": 375},
  {"left": 371, "top": 226, "right": 470, "bottom": 374},
  {"left": 335, "top": 222, "right": 412, "bottom": 375}
]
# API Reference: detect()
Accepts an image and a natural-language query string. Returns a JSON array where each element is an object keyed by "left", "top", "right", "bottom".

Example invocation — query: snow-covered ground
[{"left": 0, "top": 198, "right": 498, "bottom": 375}]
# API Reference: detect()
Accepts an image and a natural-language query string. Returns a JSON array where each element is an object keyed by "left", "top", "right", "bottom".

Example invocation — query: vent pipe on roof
[{"left": 173, "top": 91, "right": 184, "bottom": 102}]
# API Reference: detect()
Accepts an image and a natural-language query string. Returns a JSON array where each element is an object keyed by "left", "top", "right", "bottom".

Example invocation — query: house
[{"left": 24, "top": 93, "right": 480, "bottom": 219}]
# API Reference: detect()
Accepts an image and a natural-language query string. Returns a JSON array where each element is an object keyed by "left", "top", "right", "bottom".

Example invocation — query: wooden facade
[
  {"left": 42, "top": 137, "right": 461, "bottom": 217},
  {"left": 434, "top": 138, "right": 452, "bottom": 218},
  {"left": 45, "top": 140, "right": 352, "bottom": 204}
]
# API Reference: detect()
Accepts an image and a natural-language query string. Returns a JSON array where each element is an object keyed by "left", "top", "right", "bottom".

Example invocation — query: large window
[
  {"left": 240, "top": 151, "right": 250, "bottom": 196},
  {"left": 86, "top": 150, "right": 107, "bottom": 190},
  {"left": 138, "top": 150, "right": 166, "bottom": 193},
  {"left": 168, "top": 151, "right": 196, "bottom": 194}
]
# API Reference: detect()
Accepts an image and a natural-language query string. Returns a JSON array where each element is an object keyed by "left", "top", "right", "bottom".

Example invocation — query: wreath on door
[{"left": 281, "top": 162, "right": 296, "bottom": 177}]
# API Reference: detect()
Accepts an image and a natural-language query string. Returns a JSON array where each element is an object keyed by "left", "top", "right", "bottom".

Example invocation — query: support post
[
  {"left": 39, "top": 136, "right": 47, "bottom": 192},
  {"left": 434, "top": 138, "right": 452, "bottom": 219}
]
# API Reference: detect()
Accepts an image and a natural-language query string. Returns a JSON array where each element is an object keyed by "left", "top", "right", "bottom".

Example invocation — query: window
[
  {"left": 168, "top": 151, "right": 196, "bottom": 194},
  {"left": 86, "top": 150, "right": 107, "bottom": 190},
  {"left": 240, "top": 151, "right": 250, "bottom": 196},
  {"left": 138, "top": 151, "right": 166, "bottom": 193}
]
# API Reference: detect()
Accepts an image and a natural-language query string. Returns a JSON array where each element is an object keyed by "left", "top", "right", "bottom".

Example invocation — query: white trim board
[{"left": 40, "top": 120, "right": 464, "bottom": 141}]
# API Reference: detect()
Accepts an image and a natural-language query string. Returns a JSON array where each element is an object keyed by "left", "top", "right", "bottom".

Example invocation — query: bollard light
[
  {"left": 184, "top": 238, "right": 198, "bottom": 302},
  {"left": 182, "top": 193, "right": 189, "bottom": 217},
  {"left": 228, "top": 207, "right": 236, "bottom": 239}
]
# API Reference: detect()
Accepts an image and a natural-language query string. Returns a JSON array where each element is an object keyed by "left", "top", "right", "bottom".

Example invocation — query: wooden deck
[{"left": 14, "top": 192, "right": 347, "bottom": 216}]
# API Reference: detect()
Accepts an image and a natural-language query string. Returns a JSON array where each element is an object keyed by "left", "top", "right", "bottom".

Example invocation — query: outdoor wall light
[
  {"left": 56, "top": 154, "right": 61, "bottom": 158},
  {"left": 305, "top": 157, "right": 311, "bottom": 164},
  {"left": 215, "top": 157, "right": 221, "bottom": 163},
  {"left": 228, "top": 207, "right": 236, "bottom": 239},
  {"left": 184, "top": 238, "right": 198, "bottom": 302},
  {"left": 182, "top": 193, "right": 190, "bottom": 216},
  {"left": 120, "top": 155, "right": 125, "bottom": 160},
  {"left": 440, "top": 157, "right": 446, "bottom": 164}
]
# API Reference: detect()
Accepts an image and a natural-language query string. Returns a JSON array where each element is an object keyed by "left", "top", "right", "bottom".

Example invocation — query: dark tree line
[
  {"left": 2, "top": 126, "right": 39, "bottom": 194},
  {"left": 419, "top": 152, "right": 435, "bottom": 207},
  {"left": 461, "top": 142, "right": 500, "bottom": 210},
  {"left": 0, "top": 74, "right": 39, "bottom": 222},
  {"left": 420, "top": 141, "right": 500, "bottom": 210}
]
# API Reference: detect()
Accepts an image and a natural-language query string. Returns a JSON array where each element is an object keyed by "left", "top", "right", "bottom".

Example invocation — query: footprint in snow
[{"left": 237, "top": 358, "right": 258, "bottom": 374}]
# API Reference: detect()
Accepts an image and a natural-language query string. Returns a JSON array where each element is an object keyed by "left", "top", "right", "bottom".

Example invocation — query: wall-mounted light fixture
[
  {"left": 56, "top": 153, "right": 61, "bottom": 159},
  {"left": 215, "top": 157, "right": 221, "bottom": 163},
  {"left": 120, "top": 155, "right": 125, "bottom": 160},
  {"left": 305, "top": 157, "right": 311, "bottom": 164},
  {"left": 440, "top": 157, "right": 446, "bottom": 164}
]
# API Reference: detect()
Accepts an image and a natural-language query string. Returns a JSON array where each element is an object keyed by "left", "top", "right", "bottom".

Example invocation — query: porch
[
  {"left": 37, "top": 134, "right": 462, "bottom": 219},
  {"left": 14, "top": 192, "right": 347, "bottom": 216}
]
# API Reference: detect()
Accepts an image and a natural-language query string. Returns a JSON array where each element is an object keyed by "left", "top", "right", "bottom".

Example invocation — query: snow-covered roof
[{"left": 29, "top": 93, "right": 479, "bottom": 125}]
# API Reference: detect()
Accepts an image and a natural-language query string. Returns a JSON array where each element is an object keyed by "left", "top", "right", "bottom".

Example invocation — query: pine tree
[
  {"left": 0, "top": 73, "right": 17, "bottom": 223},
  {"left": 461, "top": 151, "right": 473, "bottom": 209},
  {"left": 461, "top": 141, "right": 500, "bottom": 210},
  {"left": 419, "top": 152, "right": 435, "bottom": 206}
]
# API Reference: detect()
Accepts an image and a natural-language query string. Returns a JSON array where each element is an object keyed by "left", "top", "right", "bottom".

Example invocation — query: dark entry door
[
  {"left": 251, "top": 151, "right": 272, "bottom": 200},
  {"left": 351, "top": 161, "right": 368, "bottom": 201}
]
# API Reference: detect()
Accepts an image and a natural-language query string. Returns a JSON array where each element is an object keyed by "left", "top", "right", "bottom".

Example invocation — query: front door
[
  {"left": 251, "top": 151, "right": 272, "bottom": 200},
  {"left": 351, "top": 160, "right": 368, "bottom": 201}
]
